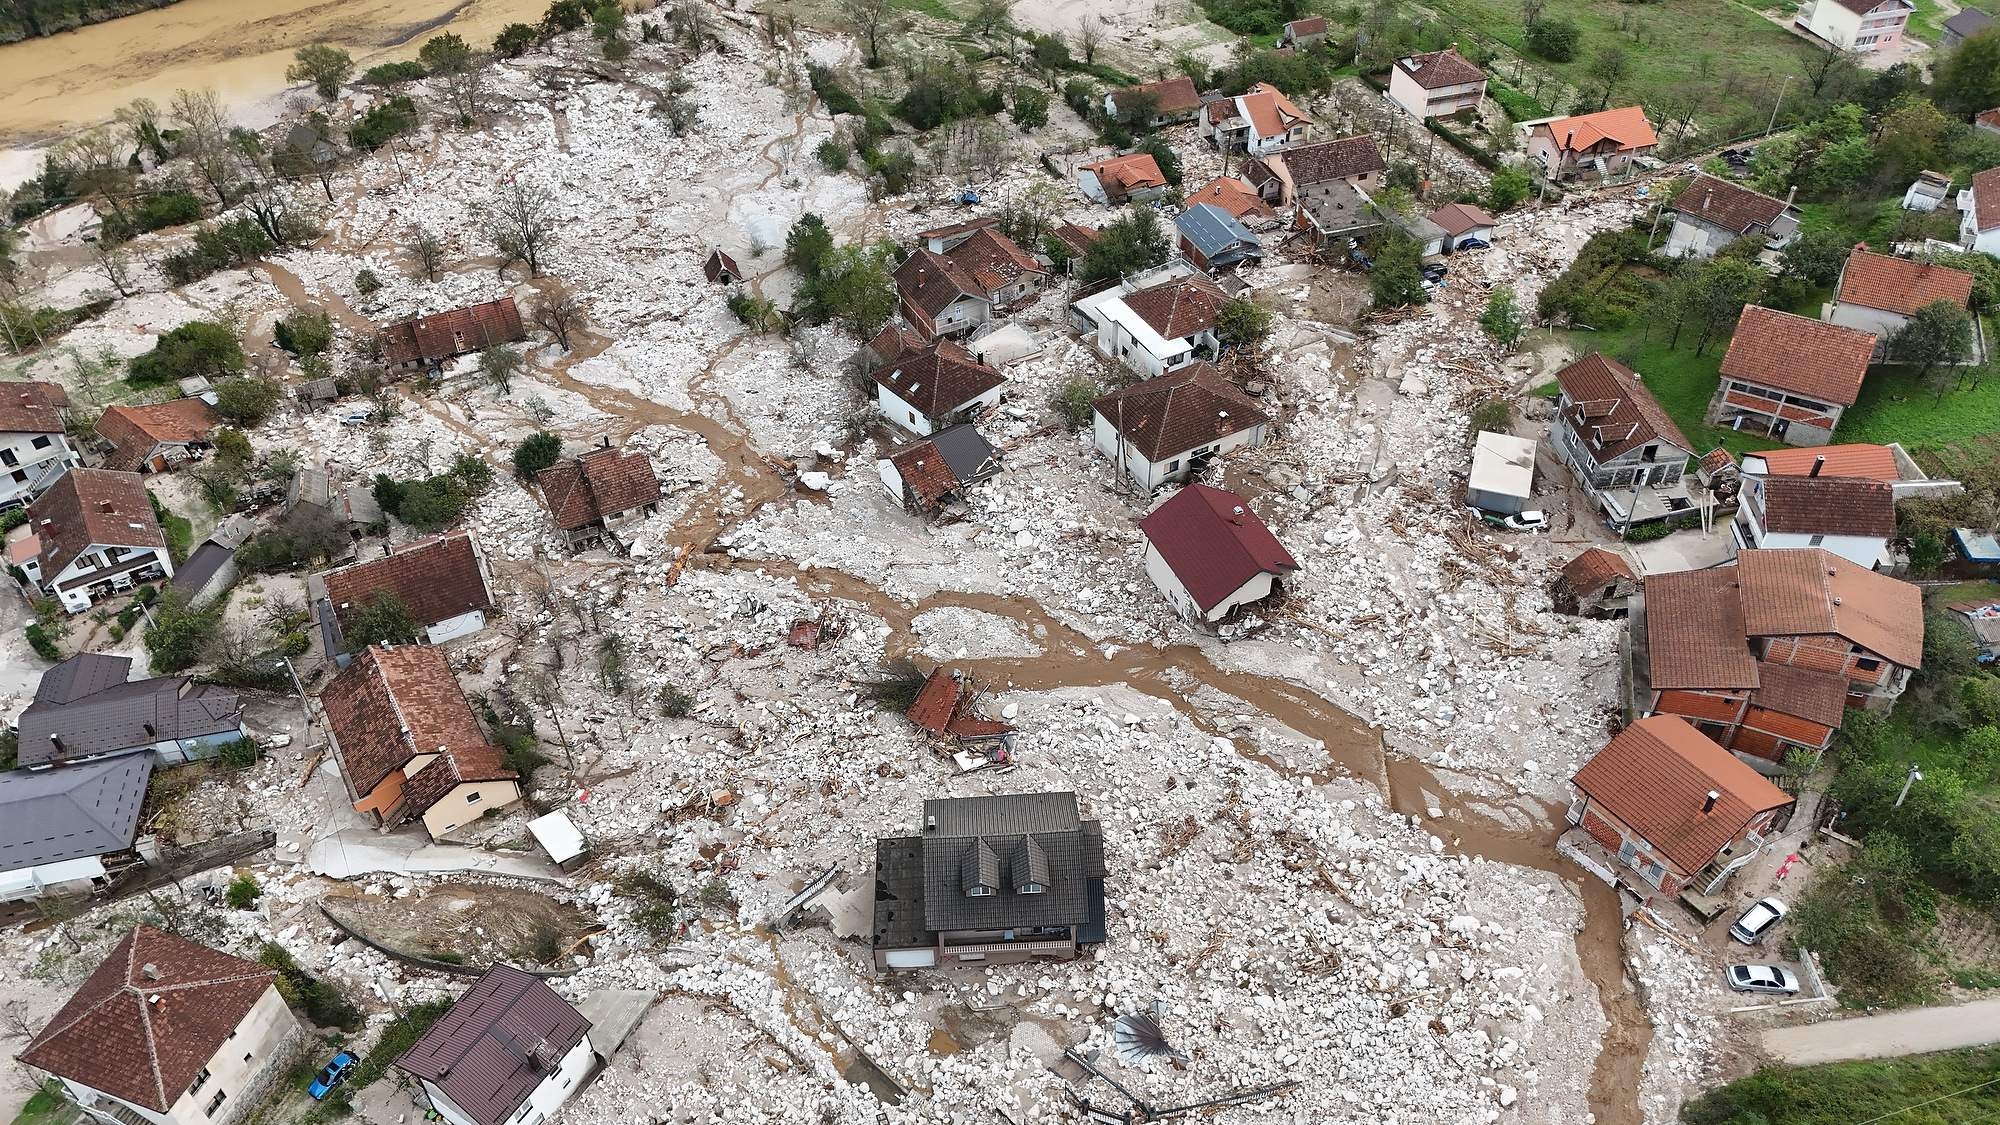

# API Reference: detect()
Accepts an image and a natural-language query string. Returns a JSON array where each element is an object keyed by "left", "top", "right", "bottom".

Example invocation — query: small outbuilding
[
  {"left": 704, "top": 247, "right": 742, "bottom": 284},
  {"left": 1174, "top": 203, "right": 1263, "bottom": 272},
  {"left": 1428, "top": 202, "right": 1496, "bottom": 250},
  {"left": 527, "top": 810, "right": 591, "bottom": 872},
  {"left": 1467, "top": 430, "right": 1537, "bottom": 515}
]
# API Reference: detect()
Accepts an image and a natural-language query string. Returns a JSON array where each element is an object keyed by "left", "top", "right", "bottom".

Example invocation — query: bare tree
[
  {"left": 1078, "top": 16, "right": 1102, "bottom": 64},
  {"left": 90, "top": 241, "right": 135, "bottom": 298},
  {"left": 841, "top": 0, "right": 899, "bottom": 66},
  {"left": 1801, "top": 47, "right": 1853, "bottom": 97},
  {"left": 1521, "top": 0, "right": 1546, "bottom": 26},
  {"left": 535, "top": 289, "right": 588, "bottom": 350},
  {"left": 480, "top": 344, "right": 523, "bottom": 395},
  {"left": 439, "top": 65, "right": 488, "bottom": 125},
  {"left": 52, "top": 129, "right": 133, "bottom": 219},
  {"left": 486, "top": 180, "right": 557, "bottom": 277},
  {"left": 411, "top": 226, "right": 445, "bottom": 281},
  {"left": 114, "top": 97, "right": 170, "bottom": 164},
  {"left": 169, "top": 89, "right": 240, "bottom": 206}
]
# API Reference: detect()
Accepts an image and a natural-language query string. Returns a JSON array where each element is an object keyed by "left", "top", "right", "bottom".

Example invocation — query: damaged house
[
  {"left": 1076, "top": 152, "right": 1168, "bottom": 206},
  {"left": 1091, "top": 362, "right": 1272, "bottom": 492},
  {"left": 1664, "top": 174, "right": 1799, "bottom": 260},
  {"left": 1825, "top": 246, "right": 1975, "bottom": 359},
  {"left": 1548, "top": 354, "right": 1697, "bottom": 531},
  {"left": 1202, "top": 83, "right": 1311, "bottom": 155},
  {"left": 1139, "top": 484, "right": 1298, "bottom": 623},
  {"left": 1559, "top": 547, "right": 1638, "bottom": 618},
  {"left": 535, "top": 442, "right": 663, "bottom": 551},
  {"left": 872, "top": 792, "right": 1108, "bottom": 970},
  {"left": 1243, "top": 135, "right": 1386, "bottom": 208},
  {"left": 876, "top": 423, "right": 1001, "bottom": 518},
  {"left": 379, "top": 297, "right": 526, "bottom": 373},
  {"left": 871, "top": 341, "right": 1007, "bottom": 437},
  {"left": 95, "top": 399, "right": 219, "bottom": 473},
  {"left": 16, "top": 467, "right": 173, "bottom": 612},
  {"left": 906, "top": 667, "right": 1016, "bottom": 771},
  {"left": 1710, "top": 305, "right": 1876, "bottom": 447},
  {"left": 1075, "top": 273, "right": 1228, "bottom": 379},
  {"left": 314, "top": 530, "right": 497, "bottom": 654},
  {"left": 0, "top": 380, "right": 79, "bottom": 508},
  {"left": 1102, "top": 76, "right": 1202, "bottom": 127},
  {"left": 17, "top": 652, "right": 246, "bottom": 768},
  {"left": 1731, "top": 469, "right": 1896, "bottom": 569},
  {"left": 1526, "top": 106, "right": 1658, "bottom": 181}
]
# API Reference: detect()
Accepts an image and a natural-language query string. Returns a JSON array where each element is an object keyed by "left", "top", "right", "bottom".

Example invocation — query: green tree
[
  {"left": 1889, "top": 299, "right": 1974, "bottom": 385},
  {"left": 1049, "top": 374, "right": 1100, "bottom": 431},
  {"left": 1876, "top": 96, "right": 1952, "bottom": 180},
  {"left": 344, "top": 590, "right": 420, "bottom": 650},
  {"left": 1134, "top": 135, "right": 1182, "bottom": 187},
  {"left": 1215, "top": 296, "right": 1273, "bottom": 349},
  {"left": 1810, "top": 135, "right": 1875, "bottom": 193},
  {"left": 395, "top": 476, "right": 467, "bottom": 531},
  {"left": 514, "top": 430, "right": 563, "bottom": 479},
  {"left": 544, "top": 0, "right": 589, "bottom": 33},
  {"left": 1077, "top": 206, "right": 1170, "bottom": 285},
  {"left": 591, "top": 2, "right": 628, "bottom": 57},
  {"left": 418, "top": 32, "right": 473, "bottom": 74},
  {"left": 1368, "top": 232, "right": 1429, "bottom": 308},
  {"left": 1480, "top": 286, "right": 1525, "bottom": 347},
  {"left": 496, "top": 22, "right": 539, "bottom": 57},
  {"left": 128, "top": 321, "right": 245, "bottom": 385},
  {"left": 286, "top": 44, "right": 354, "bottom": 101},
  {"left": 1935, "top": 26, "right": 2000, "bottom": 115},
  {"left": 212, "top": 377, "right": 279, "bottom": 426},
  {"left": 1777, "top": 227, "right": 1850, "bottom": 288},
  {"left": 1669, "top": 257, "right": 1766, "bottom": 354},
  {"left": 274, "top": 309, "right": 332, "bottom": 357},
  {"left": 805, "top": 246, "right": 897, "bottom": 339},
  {"left": 225, "top": 874, "right": 262, "bottom": 909},
  {"left": 786, "top": 213, "right": 836, "bottom": 279},
  {"left": 144, "top": 593, "right": 220, "bottom": 674},
  {"left": 1486, "top": 167, "right": 1531, "bottom": 213},
  {"left": 1525, "top": 17, "right": 1579, "bottom": 62},
  {"left": 480, "top": 345, "right": 523, "bottom": 396},
  {"left": 1010, "top": 86, "right": 1050, "bottom": 132}
]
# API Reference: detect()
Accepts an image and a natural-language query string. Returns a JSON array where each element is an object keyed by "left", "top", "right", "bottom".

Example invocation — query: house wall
[
  {"left": 1796, "top": 0, "right": 1865, "bottom": 47},
  {"left": 46, "top": 545, "right": 174, "bottom": 613},
  {"left": 1077, "top": 169, "right": 1110, "bottom": 204},
  {"left": 419, "top": 1035, "right": 593, "bottom": 1125},
  {"left": 1826, "top": 300, "right": 1910, "bottom": 348},
  {"left": 1960, "top": 202, "right": 2000, "bottom": 256},
  {"left": 1647, "top": 687, "right": 1836, "bottom": 762},
  {"left": 931, "top": 295, "right": 989, "bottom": 337},
  {"left": 876, "top": 459, "right": 909, "bottom": 506},
  {"left": 1387, "top": 69, "right": 1485, "bottom": 118},
  {"left": 1093, "top": 415, "right": 1269, "bottom": 492},
  {"left": 62, "top": 985, "right": 308, "bottom": 1125},
  {"left": 1757, "top": 633, "right": 1910, "bottom": 707},
  {"left": 1548, "top": 404, "right": 1690, "bottom": 493},
  {"left": 1706, "top": 378, "right": 1844, "bottom": 446},
  {"left": 1576, "top": 801, "right": 1688, "bottom": 895},
  {"left": 420, "top": 779, "right": 523, "bottom": 839},
  {"left": 0, "top": 432, "right": 77, "bottom": 508},
  {"left": 1731, "top": 510, "right": 1886, "bottom": 569},
  {"left": 1142, "top": 543, "right": 1276, "bottom": 622},
  {"left": 423, "top": 609, "right": 487, "bottom": 646}
]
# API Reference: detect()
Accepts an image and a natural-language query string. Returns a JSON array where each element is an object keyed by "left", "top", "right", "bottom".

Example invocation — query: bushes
[
  {"left": 1525, "top": 18, "right": 1580, "bottom": 61},
  {"left": 1790, "top": 834, "right": 1943, "bottom": 1008},
  {"left": 128, "top": 321, "right": 245, "bottom": 386},
  {"left": 1010, "top": 86, "right": 1049, "bottom": 131},
  {"left": 1486, "top": 166, "right": 1532, "bottom": 213},
  {"left": 806, "top": 63, "right": 866, "bottom": 117},
  {"left": 1467, "top": 398, "right": 1514, "bottom": 438},
  {"left": 513, "top": 431, "right": 563, "bottom": 480},
  {"left": 1534, "top": 229, "right": 1655, "bottom": 327},
  {"left": 372, "top": 457, "right": 487, "bottom": 531},
  {"left": 160, "top": 215, "right": 278, "bottom": 286},
  {"left": 218, "top": 737, "right": 260, "bottom": 769},
  {"left": 238, "top": 503, "right": 349, "bottom": 574},
  {"left": 1049, "top": 374, "right": 1101, "bottom": 431},
  {"left": 360, "top": 60, "right": 427, "bottom": 85},
  {"left": 863, "top": 657, "right": 929, "bottom": 712},
  {"left": 212, "top": 377, "right": 280, "bottom": 426},
  {"left": 659, "top": 684, "right": 695, "bottom": 718},
  {"left": 1488, "top": 83, "right": 1549, "bottom": 123},
  {"left": 342, "top": 590, "right": 420, "bottom": 650},
  {"left": 613, "top": 870, "right": 681, "bottom": 937},
  {"left": 1193, "top": 0, "right": 1291, "bottom": 36},
  {"left": 274, "top": 310, "right": 333, "bottom": 357},
  {"left": 815, "top": 138, "right": 849, "bottom": 170},
  {"left": 225, "top": 873, "right": 262, "bottom": 908},
  {"left": 260, "top": 942, "right": 363, "bottom": 1030},
  {"left": 143, "top": 593, "right": 220, "bottom": 674},
  {"left": 495, "top": 22, "right": 539, "bottom": 57},
  {"left": 25, "top": 624, "right": 59, "bottom": 661},
  {"left": 101, "top": 189, "right": 203, "bottom": 241},
  {"left": 895, "top": 62, "right": 993, "bottom": 131},
  {"left": 349, "top": 95, "right": 419, "bottom": 152}
]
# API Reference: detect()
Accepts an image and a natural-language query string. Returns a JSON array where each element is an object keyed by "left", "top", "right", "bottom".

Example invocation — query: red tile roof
[
  {"left": 1758, "top": 474, "right": 1896, "bottom": 537},
  {"left": 1644, "top": 567, "right": 1760, "bottom": 690},
  {"left": 1395, "top": 47, "right": 1485, "bottom": 89},
  {"left": 322, "top": 531, "right": 492, "bottom": 634},
  {"left": 1050, "top": 223, "right": 1101, "bottom": 256},
  {"left": 1719, "top": 305, "right": 1877, "bottom": 407},
  {"left": 1187, "top": 177, "right": 1275, "bottom": 220},
  {"left": 321, "top": 644, "right": 515, "bottom": 814},
  {"left": 1082, "top": 153, "right": 1167, "bottom": 200},
  {"left": 884, "top": 439, "right": 960, "bottom": 508},
  {"left": 1970, "top": 166, "right": 2000, "bottom": 234},
  {"left": 27, "top": 468, "right": 165, "bottom": 580},
  {"left": 537, "top": 446, "right": 661, "bottom": 532},
  {"left": 378, "top": 297, "right": 525, "bottom": 367},
  {"left": 1109, "top": 76, "right": 1201, "bottom": 115},
  {"left": 20, "top": 926, "right": 278, "bottom": 1113},
  {"left": 1752, "top": 660, "right": 1849, "bottom": 727},
  {"left": 871, "top": 343, "right": 1006, "bottom": 422},
  {"left": 893, "top": 247, "right": 984, "bottom": 320},
  {"left": 1571, "top": 715, "right": 1792, "bottom": 874},
  {"left": 1745, "top": 444, "right": 1900, "bottom": 481},
  {"left": 1561, "top": 547, "right": 1635, "bottom": 593},
  {"left": 1139, "top": 484, "right": 1298, "bottom": 613},
  {"left": 396, "top": 965, "right": 591, "bottom": 1125},
  {"left": 1544, "top": 106, "right": 1658, "bottom": 154},
  {"left": 1836, "top": 247, "right": 1973, "bottom": 316},
  {"left": 1671, "top": 174, "right": 1790, "bottom": 235},
  {"left": 1554, "top": 353, "right": 1694, "bottom": 460},
  {"left": 95, "top": 399, "right": 219, "bottom": 471},
  {"left": 1428, "top": 202, "right": 1495, "bottom": 236},
  {"left": 1285, "top": 15, "right": 1328, "bottom": 35},
  {"left": 0, "top": 381, "right": 67, "bottom": 434},
  {"left": 1266, "top": 135, "right": 1386, "bottom": 186},
  {"left": 1092, "top": 362, "right": 1271, "bottom": 462},
  {"left": 1122, "top": 274, "right": 1227, "bottom": 341},
  {"left": 1237, "top": 83, "right": 1308, "bottom": 140},
  {"left": 946, "top": 227, "right": 1043, "bottom": 295},
  {"left": 1736, "top": 547, "right": 1923, "bottom": 669}
]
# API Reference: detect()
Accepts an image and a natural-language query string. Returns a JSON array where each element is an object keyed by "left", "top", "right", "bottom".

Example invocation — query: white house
[
  {"left": 397, "top": 965, "right": 596, "bottom": 1125},
  {"left": 1139, "top": 484, "right": 1298, "bottom": 623},
  {"left": 1825, "top": 246, "right": 1975, "bottom": 354},
  {"left": 1733, "top": 467, "right": 1897, "bottom": 570},
  {"left": 1959, "top": 166, "right": 2000, "bottom": 256},
  {"left": 1428, "top": 202, "right": 1496, "bottom": 251},
  {"left": 1076, "top": 152, "right": 1167, "bottom": 206},
  {"left": 1076, "top": 273, "right": 1227, "bottom": 379},
  {"left": 1092, "top": 363, "right": 1273, "bottom": 491},
  {"left": 1386, "top": 47, "right": 1487, "bottom": 119},
  {"left": 1743, "top": 442, "right": 1962, "bottom": 502},
  {"left": 891, "top": 247, "right": 992, "bottom": 339},
  {"left": 1665, "top": 174, "right": 1799, "bottom": 260},
  {"left": 21, "top": 926, "right": 304, "bottom": 1125},
  {"left": 1525, "top": 106, "right": 1658, "bottom": 180},
  {"left": 1202, "top": 83, "right": 1310, "bottom": 155},
  {"left": 1794, "top": 0, "right": 1915, "bottom": 51},
  {"left": 19, "top": 467, "right": 173, "bottom": 613},
  {"left": 871, "top": 341, "right": 1007, "bottom": 436},
  {"left": 317, "top": 530, "right": 495, "bottom": 653},
  {"left": 1905, "top": 170, "right": 1952, "bottom": 212},
  {"left": 0, "top": 381, "right": 78, "bottom": 508}
]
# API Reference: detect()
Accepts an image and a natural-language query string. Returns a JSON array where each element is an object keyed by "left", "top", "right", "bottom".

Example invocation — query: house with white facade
[
  {"left": 1958, "top": 165, "right": 2000, "bottom": 257},
  {"left": 1387, "top": 47, "right": 1487, "bottom": 119},
  {"left": 1075, "top": 273, "right": 1228, "bottom": 379},
  {"left": 1202, "top": 83, "right": 1310, "bottom": 155},
  {"left": 1825, "top": 246, "right": 1974, "bottom": 355},
  {"left": 1795, "top": 0, "right": 1915, "bottom": 52},
  {"left": 1092, "top": 363, "right": 1272, "bottom": 491},
  {"left": 1549, "top": 353, "right": 1698, "bottom": 530},
  {"left": 892, "top": 248, "right": 992, "bottom": 339},
  {"left": 0, "top": 381, "right": 78, "bottom": 509},
  {"left": 1904, "top": 170, "right": 1953, "bottom": 212},
  {"left": 21, "top": 925, "right": 303, "bottom": 1125},
  {"left": 1139, "top": 484, "right": 1298, "bottom": 623},
  {"left": 1076, "top": 152, "right": 1168, "bottom": 206},
  {"left": 1710, "top": 305, "right": 1877, "bottom": 446},
  {"left": 1102, "top": 76, "right": 1201, "bottom": 127},
  {"left": 18, "top": 468, "right": 173, "bottom": 613},
  {"left": 871, "top": 340, "right": 1007, "bottom": 436},
  {"left": 1733, "top": 465, "right": 1897, "bottom": 569},
  {"left": 1741, "top": 443, "right": 1962, "bottom": 502},
  {"left": 1665, "top": 174, "right": 1799, "bottom": 259},
  {"left": 396, "top": 965, "right": 596, "bottom": 1125}
]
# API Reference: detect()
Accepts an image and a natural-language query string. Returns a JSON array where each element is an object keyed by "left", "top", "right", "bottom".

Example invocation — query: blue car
[{"left": 309, "top": 1051, "right": 358, "bottom": 1099}]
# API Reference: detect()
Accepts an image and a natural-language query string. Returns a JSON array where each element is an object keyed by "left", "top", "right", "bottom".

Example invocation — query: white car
[
  {"left": 1729, "top": 897, "right": 1788, "bottom": 944},
  {"left": 1726, "top": 964, "right": 1800, "bottom": 995},
  {"left": 1501, "top": 510, "right": 1549, "bottom": 532}
]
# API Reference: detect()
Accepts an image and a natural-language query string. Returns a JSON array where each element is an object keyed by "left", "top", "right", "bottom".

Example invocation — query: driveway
[{"left": 1761, "top": 997, "right": 2000, "bottom": 1064}]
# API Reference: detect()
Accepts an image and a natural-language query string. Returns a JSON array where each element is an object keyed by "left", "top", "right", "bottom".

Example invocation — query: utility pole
[
  {"left": 1894, "top": 764, "right": 1923, "bottom": 807},
  {"left": 1765, "top": 75, "right": 1794, "bottom": 137}
]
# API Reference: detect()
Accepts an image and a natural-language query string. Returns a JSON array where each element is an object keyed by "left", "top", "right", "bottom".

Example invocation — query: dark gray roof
[
  {"left": 34, "top": 654, "right": 133, "bottom": 706},
  {"left": 928, "top": 423, "right": 1002, "bottom": 486},
  {"left": 919, "top": 792, "right": 1106, "bottom": 932},
  {"left": 1946, "top": 8, "right": 1992, "bottom": 35},
  {"left": 1175, "top": 203, "right": 1258, "bottom": 259},
  {"left": 872, "top": 836, "right": 930, "bottom": 949},
  {"left": 170, "top": 541, "right": 233, "bottom": 601},
  {"left": 0, "top": 755, "right": 154, "bottom": 870},
  {"left": 18, "top": 674, "right": 242, "bottom": 768},
  {"left": 395, "top": 966, "right": 591, "bottom": 1125}
]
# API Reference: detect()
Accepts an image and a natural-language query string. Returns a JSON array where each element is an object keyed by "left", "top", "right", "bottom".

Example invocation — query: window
[
  {"left": 967, "top": 885, "right": 994, "bottom": 897},
  {"left": 1808, "top": 534, "right": 1824, "bottom": 546},
  {"left": 190, "top": 1068, "right": 212, "bottom": 1096},
  {"left": 30, "top": 435, "right": 48, "bottom": 449},
  {"left": 1, "top": 449, "right": 16, "bottom": 467},
  {"left": 243, "top": 1052, "right": 253, "bottom": 1064},
  {"left": 1018, "top": 882, "right": 1046, "bottom": 895},
  {"left": 204, "top": 1090, "right": 227, "bottom": 1117},
  {"left": 1855, "top": 657, "right": 1881, "bottom": 672},
  {"left": 466, "top": 791, "right": 482, "bottom": 805},
  {"left": 9, "top": 470, "right": 23, "bottom": 484}
]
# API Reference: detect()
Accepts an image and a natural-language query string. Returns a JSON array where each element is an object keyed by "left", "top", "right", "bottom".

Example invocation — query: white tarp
[{"left": 527, "top": 810, "right": 587, "bottom": 865}]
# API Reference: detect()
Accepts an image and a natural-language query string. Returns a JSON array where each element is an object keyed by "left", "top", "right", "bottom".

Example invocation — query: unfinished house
[
  {"left": 1568, "top": 715, "right": 1794, "bottom": 898},
  {"left": 395, "top": 965, "right": 596, "bottom": 1125},
  {"left": 535, "top": 443, "right": 663, "bottom": 551},
  {"left": 1092, "top": 362, "right": 1272, "bottom": 492},
  {"left": 1710, "top": 305, "right": 1876, "bottom": 446},
  {"left": 18, "top": 467, "right": 173, "bottom": 612},
  {"left": 1386, "top": 47, "right": 1487, "bottom": 120},
  {"left": 871, "top": 341, "right": 1007, "bottom": 437},
  {"left": 379, "top": 297, "right": 526, "bottom": 373},
  {"left": 1664, "top": 174, "right": 1799, "bottom": 260},
  {"left": 906, "top": 667, "right": 1017, "bottom": 771},
  {"left": 1548, "top": 354, "right": 1696, "bottom": 531},
  {"left": 1243, "top": 135, "right": 1385, "bottom": 207},
  {"left": 1825, "top": 247, "right": 1974, "bottom": 356},
  {"left": 876, "top": 423, "right": 1001, "bottom": 518},
  {"left": 1076, "top": 152, "right": 1168, "bottom": 206},
  {"left": 1526, "top": 106, "right": 1658, "bottom": 181},
  {"left": 1732, "top": 470, "right": 1896, "bottom": 569},
  {"left": 1139, "top": 484, "right": 1298, "bottom": 624},
  {"left": 0, "top": 380, "right": 78, "bottom": 508},
  {"left": 872, "top": 792, "right": 1108, "bottom": 969},
  {"left": 20, "top": 925, "right": 303, "bottom": 1125},
  {"left": 320, "top": 644, "right": 522, "bottom": 840},
  {"left": 94, "top": 399, "right": 219, "bottom": 473},
  {"left": 1742, "top": 442, "right": 1961, "bottom": 500},
  {"left": 315, "top": 530, "right": 496, "bottom": 653},
  {"left": 1559, "top": 547, "right": 1637, "bottom": 618},
  {"left": 1101, "top": 76, "right": 1202, "bottom": 127},
  {"left": 17, "top": 652, "right": 245, "bottom": 768},
  {"left": 1202, "top": 83, "right": 1311, "bottom": 155},
  {"left": 0, "top": 754, "right": 152, "bottom": 904}
]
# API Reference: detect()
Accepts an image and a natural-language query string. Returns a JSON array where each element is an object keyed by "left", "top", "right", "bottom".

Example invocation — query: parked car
[
  {"left": 309, "top": 1050, "right": 359, "bottom": 1100},
  {"left": 1729, "top": 897, "right": 1788, "bottom": 944},
  {"left": 1455, "top": 237, "right": 1490, "bottom": 251},
  {"left": 1726, "top": 964, "right": 1799, "bottom": 995},
  {"left": 1470, "top": 507, "right": 1548, "bottom": 531},
  {"left": 1421, "top": 263, "right": 1449, "bottom": 283}
]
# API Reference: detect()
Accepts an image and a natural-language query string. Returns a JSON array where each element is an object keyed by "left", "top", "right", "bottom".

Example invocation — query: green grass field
[
  {"left": 11, "top": 1085, "right": 75, "bottom": 1125},
  {"left": 1680, "top": 1046, "right": 2000, "bottom": 1125},
  {"left": 1426, "top": 0, "right": 1817, "bottom": 129}
]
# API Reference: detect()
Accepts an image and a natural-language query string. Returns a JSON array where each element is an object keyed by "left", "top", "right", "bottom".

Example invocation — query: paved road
[{"left": 1762, "top": 997, "right": 2000, "bottom": 1064}]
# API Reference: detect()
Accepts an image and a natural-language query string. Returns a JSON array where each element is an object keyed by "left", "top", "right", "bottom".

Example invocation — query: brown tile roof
[
  {"left": 20, "top": 926, "right": 278, "bottom": 1113},
  {"left": 1759, "top": 474, "right": 1896, "bottom": 537},
  {"left": 1554, "top": 353, "right": 1694, "bottom": 461},
  {"left": 1187, "top": 177, "right": 1275, "bottom": 220},
  {"left": 871, "top": 344, "right": 1006, "bottom": 421},
  {"left": 536, "top": 446, "right": 660, "bottom": 532},
  {"left": 1092, "top": 362, "right": 1271, "bottom": 462},
  {"left": 1082, "top": 153, "right": 1167, "bottom": 199},
  {"left": 1751, "top": 660, "right": 1849, "bottom": 727},
  {"left": 27, "top": 468, "right": 165, "bottom": 580},
  {"left": 378, "top": 297, "right": 526, "bottom": 367},
  {"left": 1123, "top": 274, "right": 1227, "bottom": 341},
  {"left": 1138, "top": 484, "right": 1298, "bottom": 613},
  {"left": 1271, "top": 135, "right": 1386, "bottom": 186},
  {"left": 885, "top": 439, "right": 960, "bottom": 508},
  {"left": 1238, "top": 83, "right": 1308, "bottom": 139},
  {"left": 321, "top": 644, "right": 515, "bottom": 814},
  {"left": 1050, "top": 223, "right": 1101, "bottom": 256},
  {"left": 1746, "top": 444, "right": 1899, "bottom": 481},
  {"left": 915, "top": 216, "right": 999, "bottom": 241},
  {"left": 1736, "top": 547, "right": 1924, "bottom": 668},
  {"left": 946, "top": 227, "right": 1043, "bottom": 294},
  {"left": 94, "top": 399, "right": 219, "bottom": 471},
  {"left": 1109, "top": 76, "right": 1201, "bottom": 114},
  {"left": 1561, "top": 547, "right": 1635, "bottom": 592},
  {"left": 0, "top": 381, "right": 68, "bottom": 434},
  {"left": 907, "top": 669, "right": 964, "bottom": 735},
  {"left": 1979, "top": 108, "right": 2000, "bottom": 130},
  {"left": 1543, "top": 106, "right": 1658, "bottom": 153},
  {"left": 322, "top": 531, "right": 492, "bottom": 634},
  {"left": 1395, "top": 47, "right": 1485, "bottom": 89},
  {"left": 1571, "top": 715, "right": 1793, "bottom": 874},
  {"left": 1644, "top": 567, "right": 1760, "bottom": 690},
  {"left": 1428, "top": 202, "right": 1495, "bottom": 236},
  {"left": 1836, "top": 247, "right": 1973, "bottom": 316},
  {"left": 1719, "top": 305, "right": 1876, "bottom": 407},
  {"left": 1970, "top": 166, "right": 2000, "bottom": 234},
  {"left": 1671, "top": 174, "right": 1790, "bottom": 235},
  {"left": 893, "top": 247, "right": 984, "bottom": 319},
  {"left": 395, "top": 966, "right": 591, "bottom": 1125},
  {"left": 1285, "top": 15, "right": 1328, "bottom": 35}
]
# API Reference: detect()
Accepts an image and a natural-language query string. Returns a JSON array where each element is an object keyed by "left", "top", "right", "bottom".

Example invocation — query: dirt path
[{"left": 1761, "top": 997, "right": 2000, "bottom": 1065}]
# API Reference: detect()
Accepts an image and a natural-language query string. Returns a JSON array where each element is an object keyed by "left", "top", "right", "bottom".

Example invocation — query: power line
[{"left": 1854, "top": 1074, "right": 2000, "bottom": 1124}]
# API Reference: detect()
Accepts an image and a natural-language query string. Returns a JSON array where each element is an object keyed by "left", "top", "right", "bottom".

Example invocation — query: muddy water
[{"left": 0, "top": 0, "right": 553, "bottom": 157}]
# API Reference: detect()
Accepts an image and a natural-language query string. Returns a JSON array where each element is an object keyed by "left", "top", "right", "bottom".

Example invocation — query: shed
[
  {"left": 704, "top": 247, "right": 742, "bottom": 284},
  {"left": 1468, "top": 431, "right": 1537, "bottom": 515},
  {"left": 967, "top": 323, "right": 1043, "bottom": 367},
  {"left": 526, "top": 810, "right": 590, "bottom": 871}
]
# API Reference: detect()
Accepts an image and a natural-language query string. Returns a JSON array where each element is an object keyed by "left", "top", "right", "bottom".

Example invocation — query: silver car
[
  {"left": 1729, "top": 897, "right": 1788, "bottom": 944},
  {"left": 1726, "top": 963, "right": 1799, "bottom": 995}
]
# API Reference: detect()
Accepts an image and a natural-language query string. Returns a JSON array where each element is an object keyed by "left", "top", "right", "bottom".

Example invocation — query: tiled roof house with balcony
[{"left": 1547, "top": 354, "right": 1696, "bottom": 530}]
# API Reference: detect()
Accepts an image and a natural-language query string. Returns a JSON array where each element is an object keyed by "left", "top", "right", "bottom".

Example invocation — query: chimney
[
  {"left": 925, "top": 813, "right": 938, "bottom": 832},
  {"left": 49, "top": 733, "right": 62, "bottom": 754},
  {"left": 97, "top": 500, "right": 113, "bottom": 514},
  {"left": 1702, "top": 790, "right": 1719, "bottom": 814},
  {"left": 1784, "top": 185, "right": 1798, "bottom": 209},
  {"left": 1810, "top": 455, "right": 1825, "bottom": 477}
]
